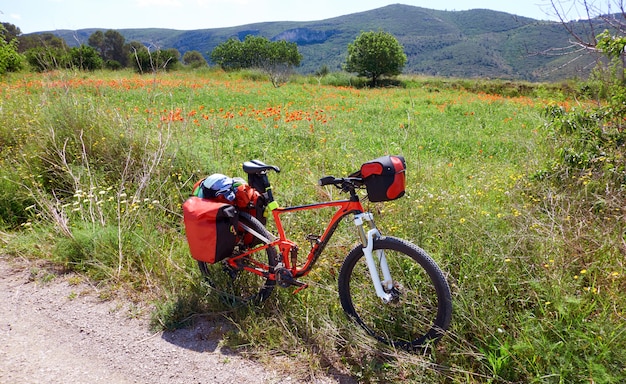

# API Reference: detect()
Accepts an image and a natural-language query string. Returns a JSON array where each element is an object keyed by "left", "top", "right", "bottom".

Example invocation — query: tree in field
[
  {"left": 88, "top": 30, "right": 106, "bottom": 57},
  {"left": 88, "top": 30, "right": 129, "bottom": 68},
  {"left": 0, "top": 24, "right": 24, "bottom": 74},
  {"left": 211, "top": 35, "right": 302, "bottom": 86},
  {"left": 131, "top": 45, "right": 180, "bottom": 74},
  {"left": 104, "top": 30, "right": 128, "bottom": 67},
  {"left": 210, "top": 38, "right": 244, "bottom": 70},
  {"left": 18, "top": 32, "right": 66, "bottom": 57},
  {"left": 182, "top": 50, "right": 207, "bottom": 68},
  {"left": 344, "top": 30, "right": 407, "bottom": 86},
  {"left": 23, "top": 33, "right": 70, "bottom": 72},
  {"left": 1, "top": 22, "right": 21, "bottom": 44},
  {"left": 69, "top": 44, "right": 103, "bottom": 71}
]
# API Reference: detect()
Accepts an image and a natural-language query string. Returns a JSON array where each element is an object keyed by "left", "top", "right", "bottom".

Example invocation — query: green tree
[
  {"left": 19, "top": 32, "right": 67, "bottom": 53},
  {"left": 182, "top": 50, "right": 207, "bottom": 68},
  {"left": 88, "top": 30, "right": 106, "bottom": 58},
  {"left": 0, "top": 24, "right": 24, "bottom": 74},
  {"left": 69, "top": 44, "right": 103, "bottom": 71},
  {"left": 104, "top": 30, "right": 128, "bottom": 67},
  {"left": 25, "top": 46, "right": 66, "bottom": 72},
  {"left": 210, "top": 37, "right": 244, "bottom": 70},
  {"left": 87, "top": 30, "right": 129, "bottom": 68},
  {"left": 211, "top": 35, "right": 301, "bottom": 86},
  {"left": 23, "top": 34, "right": 70, "bottom": 72},
  {"left": 131, "top": 45, "right": 179, "bottom": 74},
  {"left": 596, "top": 29, "right": 626, "bottom": 81},
  {"left": 344, "top": 30, "right": 407, "bottom": 86},
  {"left": 1, "top": 22, "right": 21, "bottom": 43}
]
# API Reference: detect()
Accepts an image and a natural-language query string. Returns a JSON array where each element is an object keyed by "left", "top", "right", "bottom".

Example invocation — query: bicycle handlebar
[{"left": 318, "top": 175, "right": 364, "bottom": 193}]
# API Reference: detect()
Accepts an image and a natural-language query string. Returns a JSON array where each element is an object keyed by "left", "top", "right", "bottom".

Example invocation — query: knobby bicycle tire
[
  {"left": 198, "top": 212, "right": 278, "bottom": 305},
  {"left": 338, "top": 236, "right": 452, "bottom": 350}
]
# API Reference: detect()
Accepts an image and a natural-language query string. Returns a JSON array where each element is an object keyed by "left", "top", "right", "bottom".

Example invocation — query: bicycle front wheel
[
  {"left": 338, "top": 236, "right": 452, "bottom": 349},
  {"left": 198, "top": 212, "right": 278, "bottom": 305}
]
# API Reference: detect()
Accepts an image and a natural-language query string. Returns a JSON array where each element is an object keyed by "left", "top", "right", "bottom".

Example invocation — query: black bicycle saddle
[{"left": 242, "top": 160, "right": 281, "bottom": 174}]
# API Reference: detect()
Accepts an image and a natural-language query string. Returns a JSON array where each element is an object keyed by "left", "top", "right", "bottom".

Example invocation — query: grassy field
[{"left": 1, "top": 68, "right": 624, "bottom": 383}]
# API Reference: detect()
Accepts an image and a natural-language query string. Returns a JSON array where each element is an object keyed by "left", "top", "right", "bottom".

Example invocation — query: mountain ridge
[{"left": 42, "top": 4, "right": 598, "bottom": 81}]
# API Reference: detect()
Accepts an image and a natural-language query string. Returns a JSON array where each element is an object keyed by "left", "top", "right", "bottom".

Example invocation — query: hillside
[{"left": 44, "top": 4, "right": 601, "bottom": 81}]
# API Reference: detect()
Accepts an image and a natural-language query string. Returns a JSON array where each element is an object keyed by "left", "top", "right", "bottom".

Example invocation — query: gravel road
[{"left": 0, "top": 256, "right": 348, "bottom": 383}]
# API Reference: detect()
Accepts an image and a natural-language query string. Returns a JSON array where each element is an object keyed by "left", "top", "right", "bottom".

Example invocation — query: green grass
[{"left": 1, "top": 69, "right": 624, "bottom": 383}]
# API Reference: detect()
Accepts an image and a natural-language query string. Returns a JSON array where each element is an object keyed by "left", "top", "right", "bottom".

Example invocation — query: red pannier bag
[
  {"left": 182, "top": 196, "right": 238, "bottom": 263},
  {"left": 360, "top": 155, "right": 406, "bottom": 202}
]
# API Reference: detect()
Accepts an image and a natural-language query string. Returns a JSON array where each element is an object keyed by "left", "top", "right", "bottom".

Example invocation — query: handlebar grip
[{"left": 318, "top": 176, "right": 337, "bottom": 186}]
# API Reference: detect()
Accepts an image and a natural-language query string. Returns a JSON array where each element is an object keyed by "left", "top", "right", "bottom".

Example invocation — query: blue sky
[{"left": 3, "top": 0, "right": 564, "bottom": 34}]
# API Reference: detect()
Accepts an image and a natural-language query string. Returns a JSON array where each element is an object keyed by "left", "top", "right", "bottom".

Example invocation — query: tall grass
[{"left": 1, "top": 69, "right": 624, "bottom": 383}]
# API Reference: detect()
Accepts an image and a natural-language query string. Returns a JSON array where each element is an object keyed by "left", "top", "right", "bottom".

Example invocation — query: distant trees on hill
[
  {"left": 0, "top": 23, "right": 182, "bottom": 73},
  {"left": 3, "top": 19, "right": 412, "bottom": 87},
  {"left": 3, "top": 20, "right": 409, "bottom": 86}
]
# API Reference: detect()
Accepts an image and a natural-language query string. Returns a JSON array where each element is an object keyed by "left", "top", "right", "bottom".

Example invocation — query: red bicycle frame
[{"left": 225, "top": 198, "right": 365, "bottom": 281}]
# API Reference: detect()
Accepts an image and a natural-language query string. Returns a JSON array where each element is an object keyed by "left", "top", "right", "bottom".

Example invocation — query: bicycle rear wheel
[
  {"left": 198, "top": 212, "right": 278, "bottom": 305},
  {"left": 338, "top": 236, "right": 452, "bottom": 349}
]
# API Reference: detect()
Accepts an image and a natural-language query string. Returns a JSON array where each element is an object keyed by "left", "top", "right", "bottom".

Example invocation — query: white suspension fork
[{"left": 354, "top": 213, "right": 394, "bottom": 303}]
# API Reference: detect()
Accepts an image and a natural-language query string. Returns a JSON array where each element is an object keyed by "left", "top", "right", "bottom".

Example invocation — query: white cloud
[
  {"left": 136, "top": 0, "right": 183, "bottom": 7},
  {"left": 11, "top": 13, "right": 22, "bottom": 21},
  {"left": 195, "top": 0, "right": 251, "bottom": 6}
]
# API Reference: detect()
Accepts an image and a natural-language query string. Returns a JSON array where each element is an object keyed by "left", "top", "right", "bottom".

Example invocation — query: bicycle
[{"left": 196, "top": 158, "right": 452, "bottom": 349}]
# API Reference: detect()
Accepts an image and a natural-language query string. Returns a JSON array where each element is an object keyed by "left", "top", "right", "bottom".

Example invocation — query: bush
[
  {"left": 0, "top": 33, "right": 23, "bottom": 74},
  {"left": 182, "top": 50, "right": 207, "bottom": 68},
  {"left": 105, "top": 59, "right": 122, "bottom": 70},
  {"left": 69, "top": 45, "right": 103, "bottom": 71},
  {"left": 131, "top": 47, "right": 180, "bottom": 73},
  {"left": 210, "top": 35, "right": 301, "bottom": 86},
  {"left": 542, "top": 94, "right": 626, "bottom": 193},
  {"left": 25, "top": 47, "right": 67, "bottom": 72},
  {"left": 0, "top": 176, "right": 34, "bottom": 229}
]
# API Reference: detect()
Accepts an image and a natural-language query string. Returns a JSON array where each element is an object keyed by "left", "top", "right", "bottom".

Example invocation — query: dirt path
[{"left": 0, "top": 256, "right": 347, "bottom": 383}]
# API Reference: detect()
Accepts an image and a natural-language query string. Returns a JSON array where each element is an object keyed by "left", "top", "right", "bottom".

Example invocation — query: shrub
[
  {"left": 25, "top": 46, "right": 67, "bottom": 72},
  {"left": 0, "top": 32, "right": 23, "bottom": 74},
  {"left": 69, "top": 45, "right": 103, "bottom": 71},
  {"left": 131, "top": 47, "right": 180, "bottom": 73}
]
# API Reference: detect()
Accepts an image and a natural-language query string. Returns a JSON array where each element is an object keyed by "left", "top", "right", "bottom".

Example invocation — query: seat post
[
  {"left": 260, "top": 173, "right": 275, "bottom": 202},
  {"left": 243, "top": 160, "right": 280, "bottom": 206}
]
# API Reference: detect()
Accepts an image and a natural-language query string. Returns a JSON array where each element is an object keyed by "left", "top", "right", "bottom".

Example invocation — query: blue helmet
[{"left": 199, "top": 174, "right": 244, "bottom": 201}]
